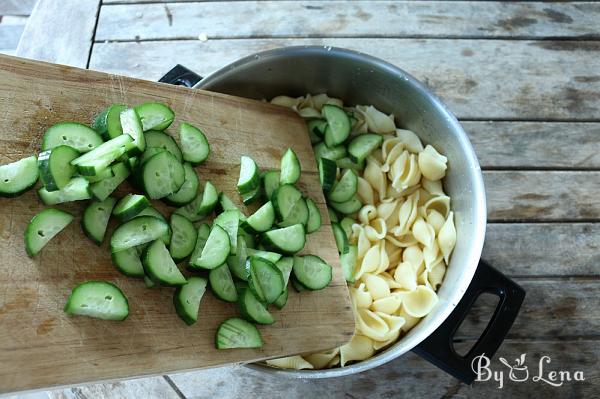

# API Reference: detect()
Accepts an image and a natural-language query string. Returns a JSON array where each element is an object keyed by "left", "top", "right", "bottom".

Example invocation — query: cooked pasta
[{"left": 267, "top": 94, "right": 457, "bottom": 370}]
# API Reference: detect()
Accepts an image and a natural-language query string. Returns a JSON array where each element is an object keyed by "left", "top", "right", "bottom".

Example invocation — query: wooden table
[{"left": 11, "top": 1, "right": 600, "bottom": 398}]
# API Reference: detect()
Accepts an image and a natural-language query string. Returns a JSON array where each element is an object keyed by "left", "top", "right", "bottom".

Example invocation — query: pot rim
[{"left": 197, "top": 45, "right": 487, "bottom": 378}]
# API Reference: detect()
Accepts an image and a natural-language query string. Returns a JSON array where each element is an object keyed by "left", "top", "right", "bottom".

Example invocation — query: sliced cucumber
[
  {"left": 144, "top": 130, "right": 183, "bottom": 162},
  {"left": 292, "top": 255, "right": 333, "bottom": 290},
  {"left": 241, "top": 201, "right": 275, "bottom": 234},
  {"left": 332, "top": 223, "right": 349, "bottom": 254},
  {"left": 164, "top": 163, "right": 199, "bottom": 206},
  {"left": 237, "top": 155, "right": 260, "bottom": 194},
  {"left": 305, "top": 198, "right": 322, "bottom": 234},
  {"left": 329, "top": 195, "right": 362, "bottom": 215},
  {"left": 25, "top": 208, "right": 73, "bottom": 257},
  {"left": 175, "top": 180, "right": 218, "bottom": 222},
  {"left": 272, "top": 184, "right": 303, "bottom": 221},
  {"left": 291, "top": 275, "right": 309, "bottom": 292},
  {"left": 238, "top": 286, "right": 274, "bottom": 325},
  {"left": 190, "top": 224, "right": 230, "bottom": 270},
  {"left": 113, "top": 194, "right": 150, "bottom": 222},
  {"left": 139, "top": 146, "right": 166, "bottom": 165},
  {"left": 262, "top": 170, "right": 280, "bottom": 200},
  {"left": 214, "top": 209, "right": 239, "bottom": 255},
  {"left": 245, "top": 256, "right": 284, "bottom": 304},
  {"left": 215, "top": 317, "right": 263, "bottom": 349},
  {"left": 89, "top": 162, "right": 130, "bottom": 201},
  {"left": 92, "top": 104, "right": 127, "bottom": 140},
  {"left": 169, "top": 213, "right": 198, "bottom": 261},
  {"left": 209, "top": 263, "right": 238, "bottom": 302},
  {"left": 120, "top": 108, "right": 146, "bottom": 154},
  {"left": 328, "top": 169, "right": 358, "bottom": 203},
  {"left": 112, "top": 247, "right": 145, "bottom": 277},
  {"left": 273, "top": 257, "right": 294, "bottom": 309},
  {"left": 0, "top": 155, "right": 39, "bottom": 197},
  {"left": 173, "top": 276, "right": 207, "bottom": 325},
  {"left": 142, "top": 239, "right": 187, "bottom": 286},
  {"left": 313, "top": 141, "right": 347, "bottom": 162},
  {"left": 261, "top": 224, "right": 306, "bottom": 255},
  {"left": 278, "top": 196, "right": 309, "bottom": 228},
  {"left": 42, "top": 122, "right": 103, "bottom": 153},
  {"left": 226, "top": 236, "right": 248, "bottom": 281},
  {"left": 327, "top": 206, "right": 339, "bottom": 223},
  {"left": 322, "top": 104, "right": 351, "bottom": 147},
  {"left": 308, "top": 127, "right": 321, "bottom": 144},
  {"left": 37, "top": 145, "right": 79, "bottom": 191},
  {"left": 336, "top": 157, "right": 365, "bottom": 172},
  {"left": 71, "top": 134, "right": 133, "bottom": 176},
  {"left": 317, "top": 157, "right": 337, "bottom": 193},
  {"left": 38, "top": 176, "right": 91, "bottom": 205},
  {"left": 188, "top": 223, "right": 211, "bottom": 269},
  {"left": 340, "top": 217, "right": 355, "bottom": 239},
  {"left": 246, "top": 248, "right": 282, "bottom": 264},
  {"left": 110, "top": 215, "right": 170, "bottom": 252},
  {"left": 348, "top": 133, "right": 384, "bottom": 163},
  {"left": 82, "top": 197, "right": 117, "bottom": 245},
  {"left": 272, "top": 289, "right": 289, "bottom": 309},
  {"left": 280, "top": 148, "right": 301, "bottom": 185},
  {"left": 307, "top": 119, "right": 328, "bottom": 138},
  {"left": 217, "top": 192, "right": 238, "bottom": 213},
  {"left": 135, "top": 102, "right": 175, "bottom": 131},
  {"left": 179, "top": 122, "right": 210, "bottom": 164},
  {"left": 85, "top": 167, "right": 114, "bottom": 183},
  {"left": 341, "top": 244, "right": 358, "bottom": 283},
  {"left": 142, "top": 151, "right": 185, "bottom": 199},
  {"left": 136, "top": 206, "right": 167, "bottom": 222},
  {"left": 64, "top": 281, "right": 129, "bottom": 321},
  {"left": 144, "top": 275, "right": 156, "bottom": 288}
]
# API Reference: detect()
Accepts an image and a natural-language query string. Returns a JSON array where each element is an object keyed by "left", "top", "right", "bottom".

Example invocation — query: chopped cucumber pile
[{"left": 2, "top": 101, "right": 336, "bottom": 350}]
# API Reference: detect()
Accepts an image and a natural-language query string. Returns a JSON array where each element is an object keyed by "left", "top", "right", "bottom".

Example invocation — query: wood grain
[
  {"left": 89, "top": 38, "right": 600, "bottom": 120},
  {"left": 16, "top": 0, "right": 101, "bottom": 68},
  {"left": 0, "top": 54, "right": 354, "bottom": 394},
  {"left": 96, "top": 1, "right": 600, "bottom": 41}
]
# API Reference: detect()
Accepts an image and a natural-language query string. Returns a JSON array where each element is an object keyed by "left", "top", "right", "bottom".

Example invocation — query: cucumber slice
[
  {"left": 42, "top": 122, "right": 103, "bottom": 153},
  {"left": 327, "top": 206, "right": 339, "bottom": 223},
  {"left": 348, "top": 133, "right": 384, "bottom": 163},
  {"left": 241, "top": 201, "right": 275, "bottom": 234},
  {"left": 226, "top": 236, "right": 248, "bottom": 281},
  {"left": 110, "top": 216, "right": 170, "bottom": 252},
  {"left": 246, "top": 248, "right": 282, "bottom": 264},
  {"left": 317, "top": 157, "right": 337, "bottom": 193},
  {"left": 0, "top": 155, "right": 39, "bottom": 197},
  {"left": 308, "top": 128, "right": 321, "bottom": 144},
  {"left": 336, "top": 157, "right": 365, "bottom": 172},
  {"left": 238, "top": 286, "right": 274, "bottom": 324},
  {"left": 190, "top": 224, "right": 230, "bottom": 270},
  {"left": 209, "top": 263, "right": 238, "bottom": 302},
  {"left": 120, "top": 108, "right": 146, "bottom": 153},
  {"left": 82, "top": 197, "right": 117, "bottom": 245},
  {"left": 71, "top": 134, "right": 133, "bottom": 176},
  {"left": 341, "top": 244, "right": 358, "bottom": 283},
  {"left": 144, "top": 275, "right": 156, "bottom": 288},
  {"left": 261, "top": 224, "right": 306, "bottom": 255},
  {"left": 305, "top": 198, "right": 322, "bottom": 234},
  {"left": 89, "top": 162, "right": 130, "bottom": 201},
  {"left": 92, "top": 104, "right": 127, "bottom": 140},
  {"left": 332, "top": 223, "right": 349, "bottom": 254},
  {"left": 313, "top": 142, "right": 347, "bottom": 162},
  {"left": 126, "top": 207, "right": 171, "bottom": 246},
  {"left": 175, "top": 180, "right": 218, "bottom": 222},
  {"left": 245, "top": 256, "right": 284, "bottom": 304},
  {"left": 173, "top": 276, "right": 207, "bottom": 325},
  {"left": 340, "top": 217, "right": 355, "bottom": 238},
  {"left": 135, "top": 102, "right": 175, "bottom": 131},
  {"left": 329, "top": 195, "right": 362, "bottom": 215},
  {"left": 142, "top": 151, "right": 185, "bottom": 199},
  {"left": 292, "top": 255, "right": 333, "bottom": 290},
  {"left": 307, "top": 119, "right": 328, "bottom": 138},
  {"left": 188, "top": 223, "right": 211, "bottom": 269},
  {"left": 217, "top": 192, "right": 238, "bottom": 213},
  {"left": 322, "top": 104, "right": 351, "bottom": 147},
  {"left": 280, "top": 148, "right": 301, "bottom": 185},
  {"left": 273, "top": 257, "right": 294, "bottom": 309},
  {"left": 38, "top": 176, "right": 91, "bottom": 205},
  {"left": 112, "top": 247, "right": 145, "bottom": 277},
  {"left": 237, "top": 155, "right": 260, "bottom": 194},
  {"left": 85, "top": 166, "right": 114, "bottom": 183},
  {"left": 139, "top": 147, "right": 166, "bottom": 165},
  {"left": 179, "top": 122, "right": 210, "bottom": 164},
  {"left": 241, "top": 184, "right": 263, "bottom": 205},
  {"left": 278, "top": 196, "right": 309, "bottom": 228},
  {"left": 291, "top": 275, "right": 309, "bottom": 292},
  {"left": 113, "top": 194, "right": 150, "bottom": 222},
  {"left": 239, "top": 228, "right": 255, "bottom": 248},
  {"left": 37, "top": 145, "right": 79, "bottom": 191},
  {"left": 214, "top": 210, "right": 239, "bottom": 255},
  {"left": 164, "top": 163, "right": 199, "bottom": 206},
  {"left": 262, "top": 170, "right": 280, "bottom": 200},
  {"left": 64, "top": 281, "right": 129, "bottom": 321},
  {"left": 144, "top": 130, "right": 183, "bottom": 162},
  {"left": 272, "top": 184, "right": 303, "bottom": 221},
  {"left": 328, "top": 169, "right": 358, "bottom": 203},
  {"left": 272, "top": 288, "right": 289, "bottom": 309},
  {"left": 215, "top": 317, "right": 263, "bottom": 349},
  {"left": 25, "top": 208, "right": 73, "bottom": 257},
  {"left": 169, "top": 213, "right": 198, "bottom": 261},
  {"left": 142, "top": 239, "right": 187, "bottom": 286}
]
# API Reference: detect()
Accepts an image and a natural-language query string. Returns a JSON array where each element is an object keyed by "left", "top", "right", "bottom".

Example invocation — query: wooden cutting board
[{"left": 0, "top": 54, "right": 354, "bottom": 393}]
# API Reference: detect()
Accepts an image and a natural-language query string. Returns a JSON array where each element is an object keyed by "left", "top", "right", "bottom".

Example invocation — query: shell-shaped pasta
[
  {"left": 266, "top": 355, "right": 314, "bottom": 370},
  {"left": 353, "top": 225, "right": 372, "bottom": 259},
  {"left": 429, "top": 262, "right": 446, "bottom": 289},
  {"left": 356, "top": 105, "right": 396, "bottom": 134},
  {"left": 402, "top": 245, "right": 424, "bottom": 270},
  {"left": 325, "top": 97, "right": 344, "bottom": 108},
  {"left": 427, "top": 209, "right": 446, "bottom": 234},
  {"left": 386, "top": 232, "right": 418, "bottom": 247},
  {"left": 355, "top": 244, "right": 380, "bottom": 279},
  {"left": 395, "top": 129, "right": 424, "bottom": 153},
  {"left": 385, "top": 240, "right": 402, "bottom": 265},
  {"left": 396, "top": 305, "right": 422, "bottom": 332},
  {"left": 412, "top": 217, "right": 435, "bottom": 248},
  {"left": 418, "top": 145, "right": 448, "bottom": 181},
  {"left": 365, "top": 218, "right": 387, "bottom": 242},
  {"left": 358, "top": 205, "right": 377, "bottom": 225},
  {"left": 377, "top": 198, "right": 399, "bottom": 221},
  {"left": 422, "top": 178, "right": 445, "bottom": 196},
  {"left": 394, "top": 261, "right": 418, "bottom": 291},
  {"left": 379, "top": 271, "right": 403, "bottom": 289},
  {"left": 372, "top": 330, "right": 400, "bottom": 350},
  {"left": 270, "top": 95, "right": 301, "bottom": 108},
  {"left": 298, "top": 94, "right": 313, "bottom": 109},
  {"left": 395, "top": 191, "right": 420, "bottom": 235},
  {"left": 356, "top": 308, "right": 390, "bottom": 340},
  {"left": 363, "top": 273, "right": 391, "bottom": 300},
  {"left": 423, "top": 195, "right": 451, "bottom": 218},
  {"left": 327, "top": 355, "right": 341, "bottom": 368},
  {"left": 298, "top": 107, "right": 322, "bottom": 119},
  {"left": 381, "top": 139, "right": 405, "bottom": 173},
  {"left": 350, "top": 283, "right": 373, "bottom": 309},
  {"left": 371, "top": 294, "right": 402, "bottom": 314},
  {"left": 364, "top": 156, "right": 387, "bottom": 201},
  {"left": 390, "top": 151, "right": 421, "bottom": 191},
  {"left": 357, "top": 176, "right": 376, "bottom": 205},
  {"left": 401, "top": 286, "right": 439, "bottom": 317},
  {"left": 423, "top": 240, "right": 443, "bottom": 271},
  {"left": 340, "top": 335, "right": 375, "bottom": 367},
  {"left": 311, "top": 93, "right": 331, "bottom": 111},
  {"left": 377, "top": 312, "right": 406, "bottom": 335},
  {"left": 438, "top": 211, "right": 457, "bottom": 264},
  {"left": 371, "top": 148, "right": 384, "bottom": 165},
  {"left": 304, "top": 348, "right": 340, "bottom": 369}
]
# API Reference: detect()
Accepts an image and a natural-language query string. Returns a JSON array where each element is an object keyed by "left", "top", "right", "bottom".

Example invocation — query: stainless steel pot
[{"left": 159, "top": 46, "right": 525, "bottom": 383}]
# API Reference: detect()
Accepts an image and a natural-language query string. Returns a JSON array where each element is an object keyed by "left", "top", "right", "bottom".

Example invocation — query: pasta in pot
[{"left": 267, "top": 94, "right": 457, "bottom": 370}]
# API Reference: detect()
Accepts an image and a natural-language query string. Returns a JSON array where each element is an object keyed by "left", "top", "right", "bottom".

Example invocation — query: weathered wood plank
[
  {"left": 45, "top": 377, "right": 180, "bottom": 399},
  {"left": 89, "top": 38, "right": 600, "bottom": 120},
  {"left": 484, "top": 223, "right": 600, "bottom": 276},
  {"left": 0, "top": 0, "right": 37, "bottom": 16},
  {"left": 16, "top": 0, "right": 101, "bottom": 68},
  {"left": 96, "top": 1, "right": 600, "bottom": 41},
  {"left": 464, "top": 121, "right": 600, "bottom": 169},
  {"left": 0, "top": 24, "right": 24, "bottom": 51},
  {"left": 168, "top": 340, "right": 599, "bottom": 398}
]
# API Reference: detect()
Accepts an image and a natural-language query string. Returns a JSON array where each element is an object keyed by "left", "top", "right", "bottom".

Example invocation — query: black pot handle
[
  {"left": 159, "top": 64, "right": 203, "bottom": 87},
  {"left": 412, "top": 260, "right": 525, "bottom": 384}
]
